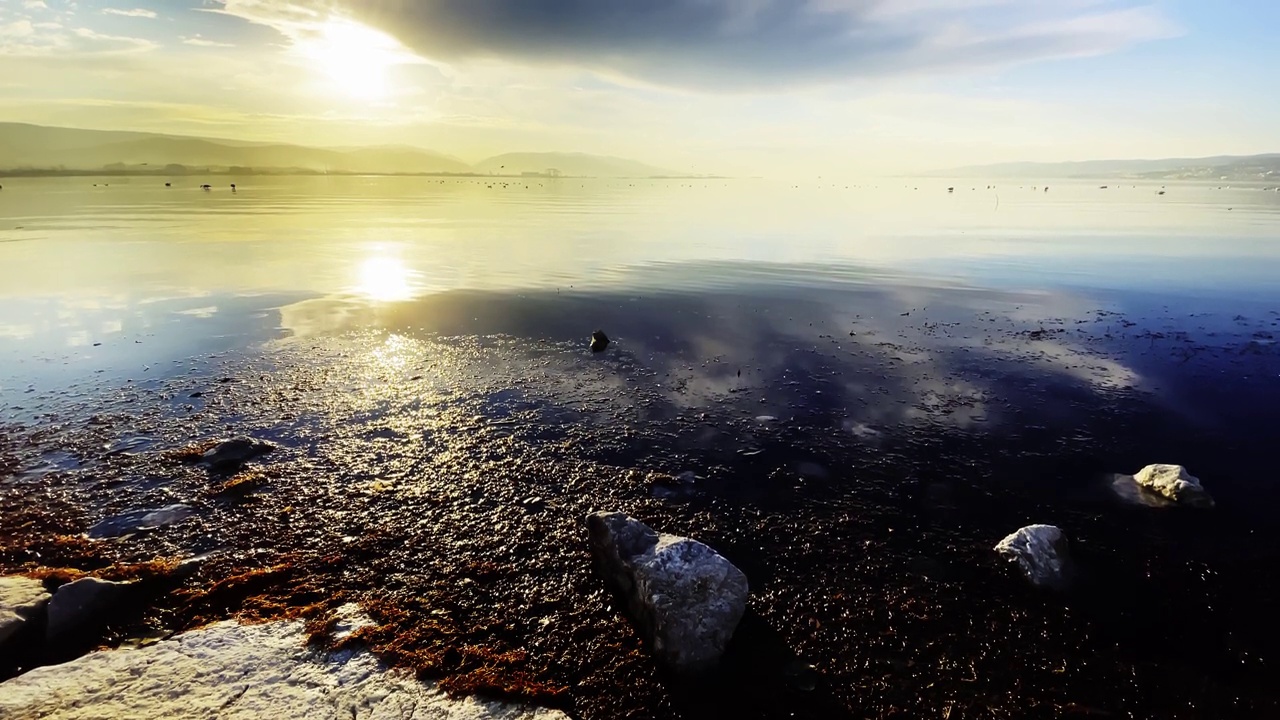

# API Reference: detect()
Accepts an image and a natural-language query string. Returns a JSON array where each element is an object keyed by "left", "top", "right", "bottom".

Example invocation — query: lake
[{"left": 1, "top": 176, "right": 1279, "bottom": 718}]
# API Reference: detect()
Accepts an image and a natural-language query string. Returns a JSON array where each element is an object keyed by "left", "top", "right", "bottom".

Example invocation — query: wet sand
[{"left": 3, "top": 282, "right": 1279, "bottom": 718}]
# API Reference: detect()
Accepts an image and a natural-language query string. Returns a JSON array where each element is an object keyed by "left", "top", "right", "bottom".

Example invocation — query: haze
[{"left": 0, "top": 0, "right": 1276, "bottom": 177}]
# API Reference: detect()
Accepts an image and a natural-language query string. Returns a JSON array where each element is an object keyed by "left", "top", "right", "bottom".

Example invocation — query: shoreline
[{"left": 0, "top": 170, "right": 733, "bottom": 180}]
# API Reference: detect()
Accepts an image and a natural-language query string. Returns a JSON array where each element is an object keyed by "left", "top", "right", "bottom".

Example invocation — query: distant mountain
[
  {"left": 0, "top": 123, "right": 470, "bottom": 174},
  {"left": 0, "top": 123, "right": 684, "bottom": 178},
  {"left": 473, "top": 152, "right": 674, "bottom": 178},
  {"left": 943, "top": 154, "right": 1280, "bottom": 182}
]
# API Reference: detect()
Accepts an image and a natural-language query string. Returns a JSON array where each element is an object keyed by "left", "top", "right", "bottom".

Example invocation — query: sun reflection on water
[
  {"left": 368, "top": 333, "right": 415, "bottom": 372},
  {"left": 355, "top": 254, "right": 417, "bottom": 302}
]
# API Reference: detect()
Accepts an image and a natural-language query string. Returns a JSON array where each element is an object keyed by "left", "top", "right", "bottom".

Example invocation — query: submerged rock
[
  {"left": 648, "top": 471, "right": 698, "bottom": 500},
  {"left": 0, "top": 619, "right": 567, "bottom": 720},
  {"left": 88, "top": 503, "right": 195, "bottom": 539},
  {"left": 46, "top": 577, "right": 132, "bottom": 644},
  {"left": 201, "top": 437, "right": 275, "bottom": 471},
  {"left": 995, "top": 525, "right": 1072, "bottom": 589},
  {"left": 586, "top": 511, "right": 748, "bottom": 674},
  {"left": 1132, "top": 464, "right": 1214, "bottom": 507},
  {"left": 0, "top": 576, "right": 51, "bottom": 652},
  {"left": 590, "top": 330, "right": 610, "bottom": 353}
]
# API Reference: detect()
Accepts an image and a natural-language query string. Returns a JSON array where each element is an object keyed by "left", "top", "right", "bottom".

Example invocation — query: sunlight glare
[
  {"left": 356, "top": 255, "right": 416, "bottom": 302},
  {"left": 301, "top": 19, "right": 404, "bottom": 101}
]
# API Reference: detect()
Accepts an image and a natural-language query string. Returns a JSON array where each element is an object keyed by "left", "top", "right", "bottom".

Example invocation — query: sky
[{"left": 0, "top": 0, "right": 1276, "bottom": 176}]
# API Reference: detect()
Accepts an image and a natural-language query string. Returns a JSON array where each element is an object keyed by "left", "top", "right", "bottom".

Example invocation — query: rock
[
  {"left": 201, "top": 437, "right": 275, "bottom": 471},
  {"left": 46, "top": 577, "right": 132, "bottom": 644},
  {"left": 330, "top": 603, "right": 376, "bottom": 642},
  {"left": 88, "top": 503, "right": 195, "bottom": 539},
  {"left": 995, "top": 525, "right": 1072, "bottom": 589},
  {"left": 586, "top": 511, "right": 748, "bottom": 673},
  {"left": 1108, "top": 472, "right": 1172, "bottom": 507},
  {"left": 590, "top": 330, "right": 610, "bottom": 353},
  {"left": 1132, "top": 464, "right": 1214, "bottom": 507},
  {"left": 647, "top": 471, "right": 699, "bottom": 500},
  {"left": 0, "top": 576, "right": 51, "bottom": 652},
  {"left": 0, "top": 619, "right": 567, "bottom": 720}
]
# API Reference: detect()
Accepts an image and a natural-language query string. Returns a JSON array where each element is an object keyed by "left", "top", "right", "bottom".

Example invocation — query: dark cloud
[
  {"left": 348, "top": 0, "right": 907, "bottom": 88},
  {"left": 223, "top": 0, "right": 1177, "bottom": 90}
]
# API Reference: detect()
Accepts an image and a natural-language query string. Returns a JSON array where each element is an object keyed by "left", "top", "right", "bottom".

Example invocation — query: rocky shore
[{"left": 2, "top": 309, "right": 1278, "bottom": 718}]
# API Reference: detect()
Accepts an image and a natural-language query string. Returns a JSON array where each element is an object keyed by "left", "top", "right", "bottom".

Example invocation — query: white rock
[
  {"left": 0, "top": 618, "right": 567, "bottom": 720},
  {"left": 0, "top": 576, "right": 50, "bottom": 650},
  {"left": 587, "top": 512, "right": 748, "bottom": 674},
  {"left": 45, "top": 577, "right": 132, "bottom": 643},
  {"left": 1132, "top": 464, "right": 1214, "bottom": 507},
  {"left": 995, "top": 525, "right": 1072, "bottom": 589}
]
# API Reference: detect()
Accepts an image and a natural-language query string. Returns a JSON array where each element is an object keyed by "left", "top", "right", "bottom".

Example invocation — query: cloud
[
  {"left": 102, "top": 8, "right": 159, "bottom": 19},
  {"left": 182, "top": 34, "right": 235, "bottom": 48},
  {"left": 210, "top": 0, "right": 1180, "bottom": 91},
  {"left": 0, "top": 20, "right": 157, "bottom": 56},
  {"left": 0, "top": 21, "right": 35, "bottom": 39},
  {"left": 71, "top": 27, "right": 158, "bottom": 50},
  {"left": 22, "top": 0, "right": 48, "bottom": 10}
]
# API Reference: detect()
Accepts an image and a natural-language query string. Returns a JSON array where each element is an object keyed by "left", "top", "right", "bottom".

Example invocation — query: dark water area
[{"left": 1, "top": 177, "right": 1279, "bottom": 718}]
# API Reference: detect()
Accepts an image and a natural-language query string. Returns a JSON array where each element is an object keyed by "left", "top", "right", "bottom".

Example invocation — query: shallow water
[{"left": 1, "top": 176, "right": 1279, "bottom": 718}]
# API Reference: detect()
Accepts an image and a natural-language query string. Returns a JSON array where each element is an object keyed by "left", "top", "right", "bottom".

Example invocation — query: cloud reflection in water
[{"left": 276, "top": 269, "right": 1148, "bottom": 441}]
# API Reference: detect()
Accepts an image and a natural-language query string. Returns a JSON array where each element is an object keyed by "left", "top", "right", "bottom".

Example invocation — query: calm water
[
  {"left": 1, "top": 175, "right": 1278, "bottom": 397},
  {"left": 2, "top": 176, "right": 1279, "bottom": 717}
]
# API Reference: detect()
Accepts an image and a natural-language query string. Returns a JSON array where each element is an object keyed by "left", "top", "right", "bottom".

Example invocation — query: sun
[{"left": 300, "top": 19, "right": 405, "bottom": 101}]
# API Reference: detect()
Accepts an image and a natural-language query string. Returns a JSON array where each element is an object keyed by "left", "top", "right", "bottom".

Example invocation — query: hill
[
  {"left": 0, "top": 123, "right": 471, "bottom": 175},
  {"left": 0, "top": 123, "right": 683, "bottom": 178},
  {"left": 943, "top": 154, "right": 1280, "bottom": 181}
]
